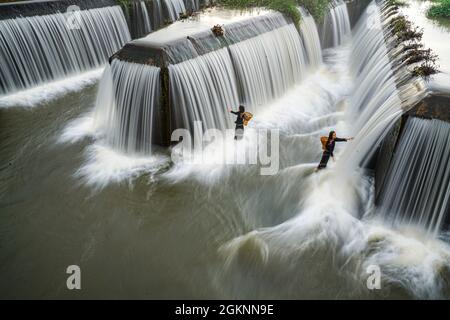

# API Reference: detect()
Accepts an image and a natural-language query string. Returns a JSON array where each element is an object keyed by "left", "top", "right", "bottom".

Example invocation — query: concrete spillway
[{"left": 101, "top": 7, "right": 323, "bottom": 150}]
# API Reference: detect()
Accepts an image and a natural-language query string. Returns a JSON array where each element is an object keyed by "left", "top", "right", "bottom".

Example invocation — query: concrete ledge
[
  {"left": 405, "top": 92, "right": 450, "bottom": 123},
  {"left": 110, "top": 8, "right": 289, "bottom": 66}
]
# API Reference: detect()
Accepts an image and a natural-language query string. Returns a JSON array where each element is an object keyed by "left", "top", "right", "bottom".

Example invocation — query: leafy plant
[
  {"left": 386, "top": 2, "right": 440, "bottom": 80},
  {"left": 117, "top": 0, "right": 131, "bottom": 15},
  {"left": 428, "top": 0, "right": 450, "bottom": 18},
  {"left": 391, "top": 16, "right": 423, "bottom": 43}
]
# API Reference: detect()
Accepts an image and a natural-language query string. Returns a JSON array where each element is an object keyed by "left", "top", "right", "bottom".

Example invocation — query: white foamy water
[
  {"left": 219, "top": 173, "right": 450, "bottom": 298},
  {"left": 59, "top": 111, "right": 170, "bottom": 189},
  {"left": 0, "top": 68, "right": 104, "bottom": 109},
  {"left": 75, "top": 143, "right": 169, "bottom": 190}
]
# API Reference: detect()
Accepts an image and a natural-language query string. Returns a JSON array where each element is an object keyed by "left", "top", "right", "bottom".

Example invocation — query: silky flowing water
[{"left": 1, "top": 0, "right": 450, "bottom": 299}]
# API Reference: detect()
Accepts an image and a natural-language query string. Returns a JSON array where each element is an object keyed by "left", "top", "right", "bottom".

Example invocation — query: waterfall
[
  {"left": 378, "top": 118, "right": 450, "bottom": 237},
  {"left": 334, "top": 1, "right": 448, "bottom": 239},
  {"left": 152, "top": 0, "right": 165, "bottom": 28},
  {"left": 169, "top": 13, "right": 316, "bottom": 134},
  {"left": 228, "top": 24, "right": 308, "bottom": 108},
  {"left": 95, "top": 8, "right": 322, "bottom": 154},
  {"left": 337, "top": 1, "right": 426, "bottom": 172},
  {"left": 163, "top": 0, "right": 186, "bottom": 22},
  {"left": 298, "top": 7, "right": 322, "bottom": 68},
  {"left": 129, "top": 1, "right": 152, "bottom": 38},
  {"left": 169, "top": 48, "right": 239, "bottom": 135},
  {"left": 0, "top": 6, "right": 130, "bottom": 96},
  {"left": 184, "top": 0, "right": 201, "bottom": 12},
  {"left": 320, "top": 0, "right": 351, "bottom": 49},
  {"left": 94, "top": 60, "right": 161, "bottom": 155},
  {"left": 140, "top": 1, "right": 152, "bottom": 33}
]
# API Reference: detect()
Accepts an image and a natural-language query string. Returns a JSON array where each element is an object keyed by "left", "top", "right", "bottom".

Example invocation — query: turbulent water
[{"left": 1, "top": 0, "right": 450, "bottom": 299}]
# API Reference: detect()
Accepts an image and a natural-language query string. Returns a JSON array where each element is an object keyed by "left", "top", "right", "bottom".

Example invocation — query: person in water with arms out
[
  {"left": 228, "top": 105, "right": 246, "bottom": 140},
  {"left": 316, "top": 131, "right": 353, "bottom": 171}
]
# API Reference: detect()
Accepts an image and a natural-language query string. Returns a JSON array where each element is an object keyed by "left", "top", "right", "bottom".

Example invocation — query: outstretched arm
[
  {"left": 335, "top": 137, "right": 353, "bottom": 142},
  {"left": 228, "top": 107, "right": 238, "bottom": 115}
]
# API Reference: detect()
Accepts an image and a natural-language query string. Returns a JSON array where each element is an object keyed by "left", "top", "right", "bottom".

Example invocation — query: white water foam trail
[
  {"left": 59, "top": 110, "right": 170, "bottom": 190},
  {"left": 75, "top": 143, "right": 169, "bottom": 190},
  {"left": 0, "top": 68, "right": 104, "bottom": 108}
]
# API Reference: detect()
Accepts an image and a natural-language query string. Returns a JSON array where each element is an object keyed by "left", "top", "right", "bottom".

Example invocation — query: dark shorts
[{"left": 318, "top": 151, "right": 331, "bottom": 169}]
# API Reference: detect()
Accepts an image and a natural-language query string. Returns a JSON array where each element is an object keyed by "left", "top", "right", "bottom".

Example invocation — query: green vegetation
[
  {"left": 117, "top": 0, "right": 131, "bottom": 14},
  {"left": 117, "top": 0, "right": 132, "bottom": 6},
  {"left": 387, "top": 4, "right": 439, "bottom": 79},
  {"left": 216, "top": 0, "right": 331, "bottom": 25},
  {"left": 427, "top": 0, "right": 450, "bottom": 19},
  {"left": 391, "top": 16, "right": 424, "bottom": 42}
]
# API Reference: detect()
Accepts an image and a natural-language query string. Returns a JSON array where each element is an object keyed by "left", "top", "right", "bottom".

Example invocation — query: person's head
[
  {"left": 239, "top": 105, "right": 245, "bottom": 113},
  {"left": 328, "top": 131, "right": 336, "bottom": 140}
]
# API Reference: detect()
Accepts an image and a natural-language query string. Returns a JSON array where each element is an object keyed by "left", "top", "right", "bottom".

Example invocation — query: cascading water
[
  {"left": 96, "top": 9, "right": 322, "bottom": 154},
  {"left": 168, "top": 9, "right": 321, "bottom": 127},
  {"left": 129, "top": 1, "right": 152, "bottom": 38},
  {"left": 298, "top": 7, "right": 323, "bottom": 68},
  {"left": 185, "top": 0, "right": 201, "bottom": 12},
  {"left": 320, "top": 0, "right": 351, "bottom": 49},
  {"left": 0, "top": 6, "right": 131, "bottom": 96},
  {"left": 164, "top": 0, "right": 186, "bottom": 22},
  {"left": 228, "top": 24, "right": 308, "bottom": 108},
  {"left": 169, "top": 48, "right": 239, "bottom": 135},
  {"left": 94, "top": 60, "right": 161, "bottom": 155},
  {"left": 337, "top": 2, "right": 426, "bottom": 171},
  {"left": 378, "top": 117, "right": 450, "bottom": 237}
]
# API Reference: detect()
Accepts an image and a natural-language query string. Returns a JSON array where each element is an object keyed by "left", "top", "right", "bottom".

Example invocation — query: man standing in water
[
  {"left": 316, "top": 131, "right": 353, "bottom": 171},
  {"left": 228, "top": 105, "right": 246, "bottom": 140}
]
